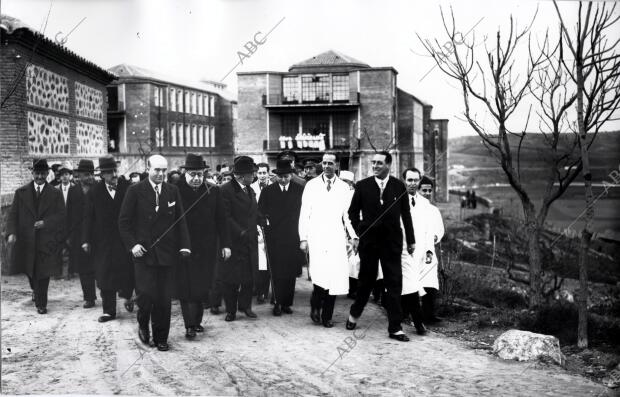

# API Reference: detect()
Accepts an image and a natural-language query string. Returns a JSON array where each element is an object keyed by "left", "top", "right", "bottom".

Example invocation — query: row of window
[
  {"left": 169, "top": 123, "right": 216, "bottom": 148},
  {"left": 282, "top": 74, "right": 349, "bottom": 103},
  {"left": 153, "top": 86, "right": 216, "bottom": 116}
]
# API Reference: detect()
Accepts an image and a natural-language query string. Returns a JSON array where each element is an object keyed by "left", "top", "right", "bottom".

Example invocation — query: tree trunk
[
  {"left": 524, "top": 206, "right": 542, "bottom": 308},
  {"left": 577, "top": 229, "right": 591, "bottom": 348}
]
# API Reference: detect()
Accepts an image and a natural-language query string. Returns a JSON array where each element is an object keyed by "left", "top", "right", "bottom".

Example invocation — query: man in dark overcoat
[
  {"left": 6, "top": 159, "right": 65, "bottom": 314},
  {"left": 82, "top": 155, "right": 135, "bottom": 323},
  {"left": 175, "top": 154, "right": 231, "bottom": 339},
  {"left": 220, "top": 156, "right": 259, "bottom": 322},
  {"left": 118, "top": 154, "right": 191, "bottom": 351},
  {"left": 257, "top": 159, "right": 304, "bottom": 316},
  {"left": 57, "top": 161, "right": 97, "bottom": 307}
]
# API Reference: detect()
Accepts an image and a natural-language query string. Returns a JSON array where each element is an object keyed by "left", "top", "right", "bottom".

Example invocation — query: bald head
[{"left": 147, "top": 155, "right": 168, "bottom": 184}]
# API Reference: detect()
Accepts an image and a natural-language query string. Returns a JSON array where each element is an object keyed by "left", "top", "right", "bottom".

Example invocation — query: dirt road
[{"left": 1, "top": 273, "right": 611, "bottom": 396}]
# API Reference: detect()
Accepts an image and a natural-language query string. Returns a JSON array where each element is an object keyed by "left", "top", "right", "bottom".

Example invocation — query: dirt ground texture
[{"left": 1, "top": 272, "right": 613, "bottom": 396}]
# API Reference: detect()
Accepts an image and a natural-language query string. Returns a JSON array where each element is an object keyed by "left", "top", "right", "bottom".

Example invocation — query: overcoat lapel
[{"left": 23, "top": 183, "right": 37, "bottom": 217}]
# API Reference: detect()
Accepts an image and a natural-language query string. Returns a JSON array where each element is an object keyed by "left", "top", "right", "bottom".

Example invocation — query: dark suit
[
  {"left": 257, "top": 182, "right": 304, "bottom": 307},
  {"left": 118, "top": 179, "right": 191, "bottom": 344},
  {"left": 6, "top": 182, "right": 65, "bottom": 309},
  {"left": 176, "top": 179, "right": 230, "bottom": 329},
  {"left": 348, "top": 175, "right": 414, "bottom": 334},
  {"left": 58, "top": 182, "right": 96, "bottom": 301},
  {"left": 83, "top": 179, "right": 134, "bottom": 316},
  {"left": 220, "top": 179, "right": 258, "bottom": 314}
]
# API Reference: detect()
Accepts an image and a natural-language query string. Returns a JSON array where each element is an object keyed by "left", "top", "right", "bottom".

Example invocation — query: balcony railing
[
  {"left": 262, "top": 93, "right": 359, "bottom": 106},
  {"left": 263, "top": 134, "right": 351, "bottom": 152}
]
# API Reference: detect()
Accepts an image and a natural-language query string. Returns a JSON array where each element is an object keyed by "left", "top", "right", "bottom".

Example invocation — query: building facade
[
  {"left": 236, "top": 50, "right": 448, "bottom": 201},
  {"left": 106, "top": 64, "right": 237, "bottom": 173},
  {"left": 0, "top": 15, "right": 115, "bottom": 200}
]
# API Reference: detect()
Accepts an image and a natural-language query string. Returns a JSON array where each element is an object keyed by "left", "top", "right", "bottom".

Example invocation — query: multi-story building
[
  {"left": 106, "top": 64, "right": 236, "bottom": 173},
  {"left": 236, "top": 50, "right": 448, "bottom": 201}
]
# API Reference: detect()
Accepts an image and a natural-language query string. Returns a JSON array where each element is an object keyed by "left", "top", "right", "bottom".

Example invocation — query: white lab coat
[
  {"left": 252, "top": 180, "right": 271, "bottom": 271},
  {"left": 299, "top": 174, "right": 357, "bottom": 295},
  {"left": 411, "top": 197, "right": 444, "bottom": 290}
]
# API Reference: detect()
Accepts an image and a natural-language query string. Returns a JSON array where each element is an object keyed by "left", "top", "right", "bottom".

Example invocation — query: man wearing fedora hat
[
  {"left": 82, "top": 155, "right": 135, "bottom": 323},
  {"left": 119, "top": 154, "right": 191, "bottom": 351},
  {"left": 6, "top": 159, "right": 66, "bottom": 314},
  {"left": 175, "top": 153, "right": 231, "bottom": 339},
  {"left": 219, "top": 156, "right": 259, "bottom": 321},
  {"left": 257, "top": 159, "right": 305, "bottom": 316},
  {"left": 277, "top": 150, "right": 306, "bottom": 187}
]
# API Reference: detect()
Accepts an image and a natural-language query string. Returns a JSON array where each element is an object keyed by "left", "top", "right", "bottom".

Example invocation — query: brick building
[
  {"left": 236, "top": 50, "right": 448, "bottom": 201},
  {"left": 106, "top": 64, "right": 237, "bottom": 173},
  {"left": 0, "top": 15, "right": 115, "bottom": 272}
]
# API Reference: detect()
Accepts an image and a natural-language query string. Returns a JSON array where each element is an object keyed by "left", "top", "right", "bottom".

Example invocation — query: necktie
[
  {"left": 380, "top": 181, "right": 385, "bottom": 204},
  {"left": 107, "top": 184, "right": 116, "bottom": 191},
  {"left": 260, "top": 183, "right": 266, "bottom": 190},
  {"left": 36, "top": 185, "right": 41, "bottom": 198},
  {"left": 154, "top": 184, "right": 160, "bottom": 207},
  {"left": 326, "top": 179, "right": 332, "bottom": 192},
  {"left": 411, "top": 196, "right": 416, "bottom": 207}
]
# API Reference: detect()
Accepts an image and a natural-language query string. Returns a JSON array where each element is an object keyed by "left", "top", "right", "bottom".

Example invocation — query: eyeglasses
[{"left": 188, "top": 172, "right": 204, "bottom": 178}]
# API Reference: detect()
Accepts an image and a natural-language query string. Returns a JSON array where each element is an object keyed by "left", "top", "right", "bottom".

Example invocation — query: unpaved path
[{"left": 1, "top": 273, "right": 611, "bottom": 396}]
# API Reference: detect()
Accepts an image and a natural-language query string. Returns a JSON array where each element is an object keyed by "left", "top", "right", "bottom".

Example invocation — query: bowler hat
[
  {"left": 183, "top": 153, "right": 206, "bottom": 170},
  {"left": 31, "top": 159, "right": 49, "bottom": 172},
  {"left": 232, "top": 156, "right": 255, "bottom": 174},
  {"left": 98, "top": 155, "right": 117, "bottom": 172},
  {"left": 273, "top": 159, "right": 296, "bottom": 175},
  {"left": 75, "top": 159, "right": 95, "bottom": 173}
]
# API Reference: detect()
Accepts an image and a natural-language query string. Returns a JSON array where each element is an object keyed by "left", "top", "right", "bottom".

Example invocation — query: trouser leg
[
  {"left": 223, "top": 282, "right": 239, "bottom": 314},
  {"left": 310, "top": 284, "right": 323, "bottom": 310},
  {"left": 136, "top": 291, "right": 152, "bottom": 331},
  {"left": 321, "top": 290, "right": 336, "bottom": 322},
  {"left": 180, "top": 300, "right": 194, "bottom": 329},
  {"left": 33, "top": 277, "right": 50, "bottom": 309},
  {"left": 350, "top": 247, "right": 379, "bottom": 319},
  {"left": 274, "top": 277, "right": 295, "bottom": 307},
  {"left": 422, "top": 287, "right": 438, "bottom": 319},
  {"left": 79, "top": 271, "right": 97, "bottom": 302},
  {"left": 402, "top": 293, "right": 423, "bottom": 324},
  {"left": 255, "top": 270, "right": 270, "bottom": 297},
  {"left": 238, "top": 281, "right": 253, "bottom": 311},
  {"left": 100, "top": 289, "right": 117, "bottom": 316},
  {"left": 151, "top": 267, "right": 173, "bottom": 344},
  {"left": 379, "top": 253, "right": 404, "bottom": 334}
]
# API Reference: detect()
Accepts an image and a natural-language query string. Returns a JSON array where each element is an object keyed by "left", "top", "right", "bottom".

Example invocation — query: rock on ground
[
  {"left": 1, "top": 273, "right": 610, "bottom": 396},
  {"left": 493, "top": 329, "right": 565, "bottom": 365}
]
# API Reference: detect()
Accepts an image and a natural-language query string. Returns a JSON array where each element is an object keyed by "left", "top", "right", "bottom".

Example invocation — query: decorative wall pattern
[
  {"left": 76, "top": 121, "right": 105, "bottom": 155},
  {"left": 75, "top": 82, "right": 104, "bottom": 120},
  {"left": 26, "top": 65, "right": 69, "bottom": 113},
  {"left": 27, "top": 111, "right": 70, "bottom": 155}
]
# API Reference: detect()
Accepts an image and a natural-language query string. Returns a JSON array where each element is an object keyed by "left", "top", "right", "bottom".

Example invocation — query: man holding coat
[
  {"left": 257, "top": 159, "right": 305, "bottom": 316},
  {"left": 175, "top": 154, "right": 231, "bottom": 339}
]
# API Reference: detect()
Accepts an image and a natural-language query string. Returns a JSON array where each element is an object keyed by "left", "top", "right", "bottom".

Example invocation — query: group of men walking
[{"left": 6, "top": 149, "right": 444, "bottom": 350}]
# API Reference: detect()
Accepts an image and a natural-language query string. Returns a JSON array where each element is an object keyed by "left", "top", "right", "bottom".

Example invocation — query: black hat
[
  {"left": 277, "top": 150, "right": 297, "bottom": 161},
  {"left": 31, "top": 159, "right": 49, "bottom": 172},
  {"left": 75, "top": 159, "right": 95, "bottom": 173},
  {"left": 303, "top": 158, "right": 318, "bottom": 168},
  {"left": 98, "top": 155, "right": 117, "bottom": 172},
  {"left": 232, "top": 156, "right": 255, "bottom": 174},
  {"left": 58, "top": 161, "right": 73, "bottom": 174},
  {"left": 273, "top": 158, "right": 296, "bottom": 175},
  {"left": 183, "top": 153, "right": 206, "bottom": 170}
]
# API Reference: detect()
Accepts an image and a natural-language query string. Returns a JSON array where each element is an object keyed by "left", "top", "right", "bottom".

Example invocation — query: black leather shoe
[
  {"left": 210, "top": 306, "right": 221, "bottom": 315},
  {"left": 83, "top": 300, "right": 95, "bottom": 309},
  {"left": 156, "top": 342, "right": 169, "bottom": 351},
  {"left": 194, "top": 324, "right": 204, "bottom": 333},
  {"left": 36, "top": 307, "right": 47, "bottom": 315},
  {"left": 345, "top": 319, "right": 357, "bottom": 330},
  {"left": 185, "top": 327, "right": 196, "bottom": 339},
  {"left": 257, "top": 294, "right": 266, "bottom": 304},
  {"left": 138, "top": 327, "right": 150, "bottom": 345},
  {"left": 414, "top": 322, "right": 427, "bottom": 335},
  {"left": 98, "top": 314, "right": 116, "bottom": 323},
  {"left": 322, "top": 319, "right": 334, "bottom": 328},
  {"left": 272, "top": 304, "right": 282, "bottom": 316},
  {"left": 282, "top": 306, "right": 293, "bottom": 314},
  {"left": 124, "top": 300, "right": 134, "bottom": 313},
  {"left": 310, "top": 308, "right": 321, "bottom": 324},
  {"left": 389, "top": 333, "right": 410, "bottom": 342},
  {"left": 243, "top": 309, "right": 257, "bottom": 318},
  {"left": 225, "top": 312, "right": 236, "bottom": 322}
]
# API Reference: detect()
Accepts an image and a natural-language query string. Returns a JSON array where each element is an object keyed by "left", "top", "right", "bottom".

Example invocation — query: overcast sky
[{"left": 3, "top": 0, "right": 618, "bottom": 137}]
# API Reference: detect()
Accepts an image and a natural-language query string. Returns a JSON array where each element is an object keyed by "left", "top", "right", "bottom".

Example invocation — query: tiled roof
[
  {"left": 108, "top": 63, "right": 235, "bottom": 101},
  {"left": 0, "top": 14, "right": 116, "bottom": 82},
  {"left": 289, "top": 50, "right": 370, "bottom": 70}
]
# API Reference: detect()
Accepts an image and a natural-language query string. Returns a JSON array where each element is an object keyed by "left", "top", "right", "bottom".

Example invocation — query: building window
[
  {"left": 191, "top": 93, "right": 197, "bottom": 114},
  {"left": 282, "top": 114, "right": 298, "bottom": 137},
  {"left": 171, "top": 123, "right": 177, "bottom": 146},
  {"left": 283, "top": 76, "right": 299, "bottom": 103},
  {"left": 177, "top": 90, "right": 183, "bottom": 112},
  {"left": 198, "top": 125, "right": 204, "bottom": 147},
  {"left": 302, "top": 75, "right": 330, "bottom": 102},
  {"left": 169, "top": 88, "right": 176, "bottom": 111},
  {"left": 185, "top": 124, "right": 191, "bottom": 146},
  {"left": 332, "top": 75, "right": 349, "bottom": 102},
  {"left": 178, "top": 124, "right": 184, "bottom": 146},
  {"left": 209, "top": 96, "right": 215, "bottom": 116},
  {"left": 191, "top": 124, "right": 197, "bottom": 146},
  {"left": 204, "top": 125, "right": 210, "bottom": 147},
  {"left": 197, "top": 94, "right": 203, "bottom": 115},
  {"left": 154, "top": 86, "right": 161, "bottom": 107},
  {"left": 210, "top": 125, "right": 215, "bottom": 147},
  {"left": 332, "top": 114, "right": 350, "bottom": 148},
  {"left": 204, "top": 95, "right": 209, "bottom": 116},
  {"left": 184, "top": 92, "right": 190, "bottom": 114},
  {"left": 155, "top": 128, "right": 165, "bottom": 147}
]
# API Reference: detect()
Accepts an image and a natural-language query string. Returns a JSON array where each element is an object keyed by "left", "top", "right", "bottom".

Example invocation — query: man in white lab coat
[
  {"left": 299, "top": 154, "right": 358, "bottom": 328},
  {"left": 412, "top": 175, "right": 444, "bottom": 324}
]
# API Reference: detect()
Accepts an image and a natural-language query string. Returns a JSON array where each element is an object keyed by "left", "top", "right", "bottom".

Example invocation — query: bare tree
[
  {"left": 553, "top": 0, "right": 620, "bottom": 348},
  {"left": 418, "top": 7, "right": 592, "bottom": 307}
]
